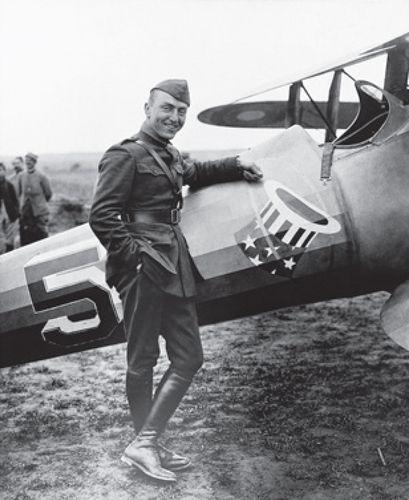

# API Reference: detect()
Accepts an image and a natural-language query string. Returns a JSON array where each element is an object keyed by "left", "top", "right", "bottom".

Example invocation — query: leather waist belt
[{"left": 122, "top": 209, "right": 181, "bottom": 225}]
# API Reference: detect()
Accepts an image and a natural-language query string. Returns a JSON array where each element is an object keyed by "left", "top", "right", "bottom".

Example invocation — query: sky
[{"left": 0, "top": 0, "right": 408, "bottom": 155}]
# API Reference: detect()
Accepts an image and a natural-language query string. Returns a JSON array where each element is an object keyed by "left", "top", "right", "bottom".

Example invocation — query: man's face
[
  {"left": 25, "top": 157, "right": 36, "bottom": 173},
  {"left": 0, "top": 167, "right": 6, "bottom": 181},
  {"left": 144, "top": 90, "right": 188, "bottom": 140},
  {"left": 12, "top": 159, "right": 23, "bottom": 174}
]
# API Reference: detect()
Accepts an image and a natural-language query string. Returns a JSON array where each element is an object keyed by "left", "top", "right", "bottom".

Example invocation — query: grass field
[{"left": 3, "top": 293, "right": 409, "bottom": 499}]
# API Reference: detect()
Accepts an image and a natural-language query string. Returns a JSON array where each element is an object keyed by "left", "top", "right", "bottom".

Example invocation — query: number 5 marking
[{"left": 24, "top": 238, "right": 122, "bottom": 347}]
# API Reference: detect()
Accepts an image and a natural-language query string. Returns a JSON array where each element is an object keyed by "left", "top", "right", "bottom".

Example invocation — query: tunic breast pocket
[
  {"left": 137, "top": 162, "right": 165, "bottom": 177},
  {"left": 26, "top": 185, "right": 41, "bottom": 196}
]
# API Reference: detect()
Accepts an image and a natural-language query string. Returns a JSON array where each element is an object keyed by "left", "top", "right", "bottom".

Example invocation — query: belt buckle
[{"left": 170, "top": 208, "right": 180, "bottom": 224}]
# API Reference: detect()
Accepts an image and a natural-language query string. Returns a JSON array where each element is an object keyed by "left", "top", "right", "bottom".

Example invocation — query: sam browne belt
[{"left": 122, "top": 208, "right": 181, "bottom": 225}]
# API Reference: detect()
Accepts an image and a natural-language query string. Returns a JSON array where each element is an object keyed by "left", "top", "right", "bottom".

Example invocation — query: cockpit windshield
[{"left": 335, "top": 81, "right": 388, "bottom": 146}]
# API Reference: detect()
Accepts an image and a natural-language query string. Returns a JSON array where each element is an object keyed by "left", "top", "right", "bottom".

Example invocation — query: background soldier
[
  {"left": 9, "top": 156, "right": 24, "bottom": 192},
  {"left": 6, "top": 156, "right": 24, "bottom": 250},
  {"left": 18, "top": 152, "right": 52, "bottom": 246},
  {"left": 89, "top": 79, "right": 262, "bottom": 483},
  {"left": 0, "top": 163, "right": 20, "bottom": 254}
]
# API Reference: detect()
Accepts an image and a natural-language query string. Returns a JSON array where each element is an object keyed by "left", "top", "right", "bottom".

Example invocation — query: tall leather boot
[
  {"left": 153, "top": 369, "right": 192, "bottom": 471},
  {"left": 121, "top": 371, "right": 191, "bottom": 482},
  {"left": 126, "top": 368, "right": 152, "bottom": 434}
]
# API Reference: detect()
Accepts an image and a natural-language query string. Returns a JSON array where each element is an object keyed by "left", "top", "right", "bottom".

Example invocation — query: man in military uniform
[
  {"left": 0, "top": 163, "right": 20, "bottom": 254},
  {"left": 9, "top": 156, "right": 24, "bottom": 192},
  {"left": 18, "top": 152, "right": 53, "bottom": 246},
  {"left": 89, "top": 79, "right": 262, "bottom": 482},
  {"left": 6, "top": 156, "right": 24, "bottom": 250}
]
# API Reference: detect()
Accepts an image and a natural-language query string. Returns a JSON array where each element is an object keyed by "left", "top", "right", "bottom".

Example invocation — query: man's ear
[{"left": 144, "top": 102, "right": 151, "bottom": 118}]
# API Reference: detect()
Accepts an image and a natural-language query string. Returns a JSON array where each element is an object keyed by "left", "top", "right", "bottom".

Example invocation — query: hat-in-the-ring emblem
[{"left": 235, "top": 180, "right": 341, "bottom": 277}]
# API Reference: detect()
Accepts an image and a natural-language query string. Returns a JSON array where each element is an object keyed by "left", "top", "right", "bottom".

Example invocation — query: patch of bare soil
[{"left": 2, "top": 293, "right": 409, "bottom": 499}]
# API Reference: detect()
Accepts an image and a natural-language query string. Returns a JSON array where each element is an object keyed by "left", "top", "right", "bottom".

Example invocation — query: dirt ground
[{"left": 2, "top": 292, "right": 409, "bottom": 500}]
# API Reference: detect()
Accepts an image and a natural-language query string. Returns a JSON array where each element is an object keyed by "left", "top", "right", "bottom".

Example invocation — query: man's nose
[{"left": 169, "top": 109, "right": 179, "bottom": 121}]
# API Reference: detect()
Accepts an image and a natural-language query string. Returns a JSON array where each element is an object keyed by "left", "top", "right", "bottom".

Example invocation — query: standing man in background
[
  {"left": 90, "top": 79, "right": 262, "bottom": 483},
  {"left": 9, "top": 156, "right": 24, "bottom": 192},
  {"left": 6, "top": 156, "right": 24, "bottom": 250},
  {"left": 18, "top": 152, "right": 53, "bottom": 245},
  {"left": 0, "top": 163, "right": 20, "bottom": 254}
]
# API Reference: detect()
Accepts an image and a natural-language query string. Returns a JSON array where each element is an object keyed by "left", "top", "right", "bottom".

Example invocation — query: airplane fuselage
[{"left": 1, "top": 83, "right": 409, "bottom": 367}]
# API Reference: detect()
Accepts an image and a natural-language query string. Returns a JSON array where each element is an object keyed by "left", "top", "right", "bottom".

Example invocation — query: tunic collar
[{"left": 139, "top": 121, "right": 170, "bottom": 149}]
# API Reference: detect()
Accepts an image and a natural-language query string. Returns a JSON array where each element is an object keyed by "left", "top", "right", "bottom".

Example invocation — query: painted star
[
  {"left": 243, "top": 234, "right": 256, "bottom": 250},
  {"left": 254, "top": 220, "right": 263, "bottom": 230},
  {"left": 265, "top": 247, "right": 273, "bottom": 257},
  {"left": 283, "top": 257, "right": 296, "bottom": 270},
  {"left": 249, "top": 255, "right": 263, "bottom": 266}
]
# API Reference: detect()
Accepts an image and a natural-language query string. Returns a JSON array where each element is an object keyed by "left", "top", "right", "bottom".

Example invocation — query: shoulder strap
[
  {"left": 134, "top": 139, "right": 183, "bottom": 208},
  {"left": 134, "top": 139, "right": 177, "bottom": 189}
]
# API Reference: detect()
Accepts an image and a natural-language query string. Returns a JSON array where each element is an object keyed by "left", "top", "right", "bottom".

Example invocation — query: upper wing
[
  {"left": 233, "top": 32, "right": 409, "bottom": 102},
  {"left": 198, "top": 33, "right": 409, "bottom": 130}
]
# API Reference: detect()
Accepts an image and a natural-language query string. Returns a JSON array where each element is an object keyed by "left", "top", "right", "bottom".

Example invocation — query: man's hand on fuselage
[{"left": 237, "top": 157, "right": 263, "bottom": 182}]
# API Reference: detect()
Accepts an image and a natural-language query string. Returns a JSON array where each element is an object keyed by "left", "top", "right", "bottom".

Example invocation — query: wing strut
[
  {"left": 285, "top": 82, "right": 301, "bottom": 127},
  {"left": 301, "top": 82, "right": 336, "bottom": 138},
  {"left": 384, "top": 46, "right": 409, "bottom": 100},
  {"left": 325, "top": 70, "right": 343, "bottom": 142}
]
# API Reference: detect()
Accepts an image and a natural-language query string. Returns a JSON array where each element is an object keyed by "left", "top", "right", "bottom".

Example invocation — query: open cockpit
[{"left": 334, "top": 81, "right": 409, "bottom": 147}]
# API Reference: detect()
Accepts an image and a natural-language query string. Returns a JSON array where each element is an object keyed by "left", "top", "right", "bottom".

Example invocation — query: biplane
[{"left": 1, "top": 32, "right": 409, "bottom": 368}]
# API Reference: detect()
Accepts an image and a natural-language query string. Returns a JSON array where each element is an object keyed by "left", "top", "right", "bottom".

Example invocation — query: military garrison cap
[
  {"left": 25, "top": 152, "right": 38, "bottom": 162},
  {"left": 151, "top": 79, "right": 190, "bottom": 106}
]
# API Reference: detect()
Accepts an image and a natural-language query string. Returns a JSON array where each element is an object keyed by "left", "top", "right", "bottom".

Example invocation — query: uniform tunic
[
  {"left": 90, "top": 122, "right": 243, "bottom": 377},
  {"left": 0, "top": 179, "right": 19, "bottom": 254},
  {"left": 8, "top": 172, "right": 21, "bottom": 194},
  {"left": 90, "top": 123, "right": 242, "bottom": 296},
  {"left": 18, "top": 170, "right": 52, "bottom": 245},
  {"left": 18, "top": 171, "right": 52, "bottom": 217},
  {"left": 6, "top": 174, "right": 21, "bottom": 250}
]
